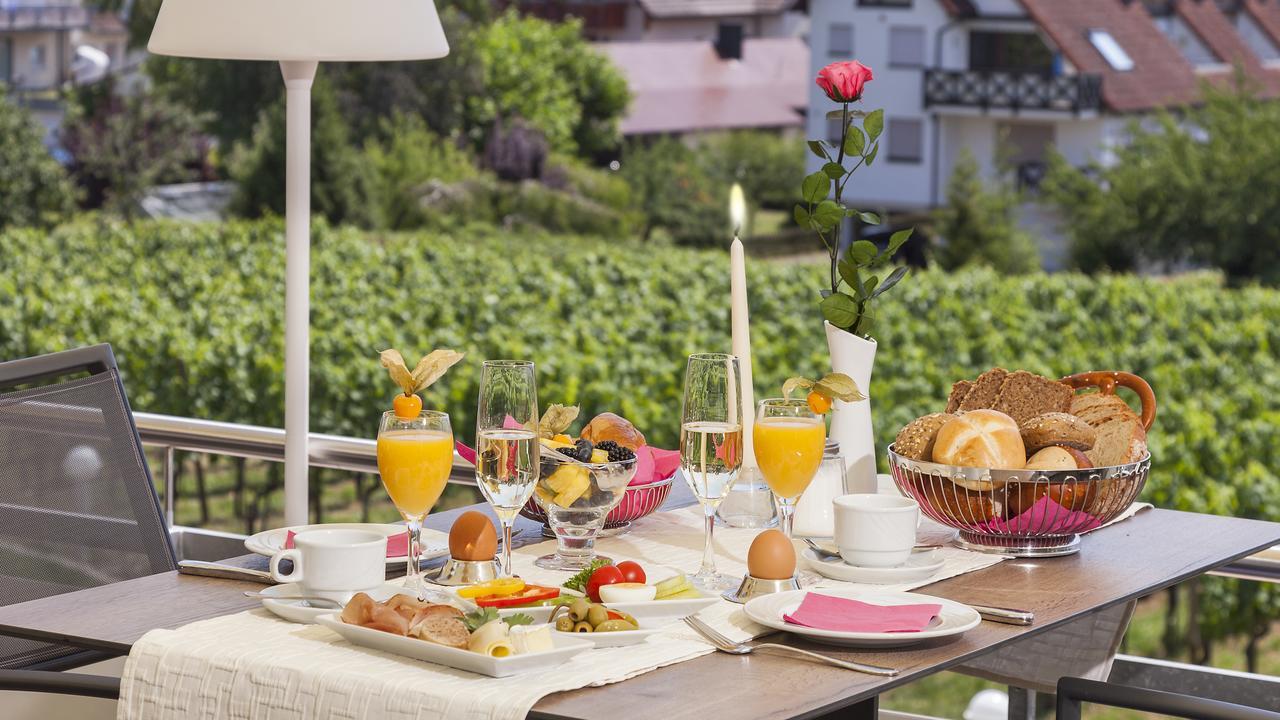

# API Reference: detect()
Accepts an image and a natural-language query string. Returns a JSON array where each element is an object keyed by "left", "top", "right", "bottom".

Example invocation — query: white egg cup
[
  {"left": 427, "top": 556, "right": 501, "bottom": 586},
  {"left": 722, "top": 574, "right": 801, "bottom": 604}
]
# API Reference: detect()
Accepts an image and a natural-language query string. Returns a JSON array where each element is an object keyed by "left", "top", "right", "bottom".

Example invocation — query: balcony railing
[
  {"left": 502, "top": 1, "right": 628, "bottom": 30},
  {"left": 925, "top": 69, "right": 1103, "bottom": 115},
  {"left": 0, "top": 4, "right": 90, "bottom": 31}
]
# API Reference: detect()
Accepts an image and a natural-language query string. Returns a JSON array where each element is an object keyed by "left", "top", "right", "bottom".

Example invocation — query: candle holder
[{"left": 722, "top": 573, "right": 801, "bottom": 604}]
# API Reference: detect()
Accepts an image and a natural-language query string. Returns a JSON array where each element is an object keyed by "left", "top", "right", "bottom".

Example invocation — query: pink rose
[{"left": 816, "top": 61, "right": 874, "bottom": 103}]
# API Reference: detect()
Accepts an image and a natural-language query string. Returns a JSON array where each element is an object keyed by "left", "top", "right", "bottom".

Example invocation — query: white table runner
[{"left": 118, "top": 502, "right": 1148, "bottom": 720}]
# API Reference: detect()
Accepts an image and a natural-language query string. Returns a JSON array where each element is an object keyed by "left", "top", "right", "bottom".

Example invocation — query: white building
[
  {"left": 510, "top": 0, "right": 807, "bottom": 42},
  {"left": 807, "top": 0, "right": 1280, "bottom": 218}
]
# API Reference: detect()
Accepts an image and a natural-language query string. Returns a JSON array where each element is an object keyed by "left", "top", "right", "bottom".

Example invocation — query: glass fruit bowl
[
  {"left": 529, "top": 448, "right": 637, "bottom": 569},
  {"left": 520, "top": 471, "right": 673, "bottom": 535}
]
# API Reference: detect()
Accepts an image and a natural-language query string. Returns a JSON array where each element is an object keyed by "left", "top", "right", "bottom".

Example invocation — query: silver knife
[
  {"left": 178, "top": 560, "right": 275, "bottom": 584},
  {"left": 970, "top": 604, "right": 1034, "bottom": 625}
]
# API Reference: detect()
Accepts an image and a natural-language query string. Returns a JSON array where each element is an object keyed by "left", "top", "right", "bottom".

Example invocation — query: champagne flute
[
  {"left": 376, "top": 410, "right": 453, "bottom": 598},
  {"left": 475, "top": 360, "right": 539, "bottom": 577},
  {"left": 679, "top": 353, "right": 744, "bottom": 592},
  {"left": 754, "top": 398, "right": 826, "bottom": 537}
]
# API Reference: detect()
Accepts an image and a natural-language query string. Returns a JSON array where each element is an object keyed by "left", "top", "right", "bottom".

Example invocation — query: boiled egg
[
  {"left": 599, "top": 582, "right": 657, "bottom": 603},
  {"left": 747, "top": 529, "right": 796, "bottom": 580},
  {"left": 448, "top": 510, "right": 498, "bottom": 561}
]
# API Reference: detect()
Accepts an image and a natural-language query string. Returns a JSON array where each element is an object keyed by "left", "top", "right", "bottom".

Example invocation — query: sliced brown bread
[
  {"left": 991, "top": 370, "right": 1075, "bottom": 425},
  {"left": 945, "top": 381, "right": 973, "bottom": 414},
  {"left": 957, "top": 368, "right": 1009, "bottom": 412}
]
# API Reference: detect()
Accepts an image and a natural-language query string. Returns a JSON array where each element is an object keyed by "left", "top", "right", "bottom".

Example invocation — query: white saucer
[
  {"left": 743, "top": 589, "right": 980, "bottom": 648},
  {"left": 801, "top": 548, "right": 945, "bottom": 585},
  {"left": 244, "top": 522, "right": 449, "bottom": 567},
  {"left": 259, "top": 581, "right": 410, "bottom": 624}
]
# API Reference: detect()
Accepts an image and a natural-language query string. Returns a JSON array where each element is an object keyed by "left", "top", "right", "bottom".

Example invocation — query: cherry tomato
[
  {"left": 585, "top": 565, "right": 624, "bottom": 602},
  {"left": 615, "top": 560, "right": 646, "bottom": 584}
]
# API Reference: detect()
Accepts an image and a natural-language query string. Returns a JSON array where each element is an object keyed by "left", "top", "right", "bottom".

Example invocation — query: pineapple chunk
[
  {"left": 549, "top": 465, "right": 591, "bottom": 507},
  {"left": 590, "top": 449, "right": 609, "bottom": 463}
]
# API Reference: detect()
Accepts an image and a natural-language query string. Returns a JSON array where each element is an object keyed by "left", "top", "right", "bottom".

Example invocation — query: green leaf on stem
[
  {"left": 814, "top": 373, "right": 866, "bottom": 403},
  {"left": 857, "top": 211, "right": 881, "bottom": 225},
  {"left": 863, "top": 274, "right": 879, "bottom": 299},
  {"left": 887, "top": 227, "right": 914, "bottom": 255},
  {"left": 843, "top": 127, "right": 866, "bottom": 157},
  {"left": 865, "top": 143, "right": 879, "bottom": 167},
  {"left": 822, "top": 162, "right": 846, "bottom": 179},
  {"left": 812, "top": 200, "right": 844, "bottom": 229},
  {"left": 837, "top": 257, "right": 860, "bottom": 289},
  {"left": 870, "top": 266, "right": 909, "bottom": 299},
  {"left": 848, "top": 240, "right": 878, "bottom": 264},
  {"left": 820, "top": 292, "right": 861, "bottom": 329},
  {"left": 802, "top": 171, "right": 829, "bottom": 203},
  {"left": 794, "top": 204, "right": 811, "bottom": 228},
  {"left": 864, "top": 109, "right": 885, "bottom": 142},
  {"left": 808, "top": 140, "right": 831, "bottom": 160},
  {"left": 825, "top": 109, "right": 848, "bottom": 121}
]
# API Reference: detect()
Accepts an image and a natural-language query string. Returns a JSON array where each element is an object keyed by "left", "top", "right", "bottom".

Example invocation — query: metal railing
[
  {"left": 924, "top": 68, "right": 1103, "bottom": 115},
  {"left": 132, "top": 411, "right": 476, "bottom": 528}
]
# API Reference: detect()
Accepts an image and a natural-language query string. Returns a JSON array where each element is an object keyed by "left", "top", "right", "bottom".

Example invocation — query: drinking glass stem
[
  {"left": 501, "top": 519, "right": 514, "bottom": 576},
  {"left": 406, "top": 517, "right": 423, "bottom": 598},
  {"left": 776, "top": 498, "right": 795, "bottom": 538},
  {"left": 699, "top": 502, "right": 718, "bottom": 576}
]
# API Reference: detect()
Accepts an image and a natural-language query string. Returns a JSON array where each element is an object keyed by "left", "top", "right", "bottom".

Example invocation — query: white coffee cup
[
  {"left": 833, "top": 494, "right": 919, "bottom": 568},
  {"left": 269, "top": 529, "right": 387, "bottom": 604}
]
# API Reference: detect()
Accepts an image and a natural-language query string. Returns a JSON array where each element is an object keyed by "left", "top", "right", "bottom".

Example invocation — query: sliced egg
[{"left": 599, "top": 582, "right": 657, "bottom": 603}]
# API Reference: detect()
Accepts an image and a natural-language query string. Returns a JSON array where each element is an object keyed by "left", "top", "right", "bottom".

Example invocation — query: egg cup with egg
[
  {"left": 427, "top": 510, "right": 502, "bottom": 586},
  {"left": 723, "top": 529, "right": 802, "bottom": 604}
]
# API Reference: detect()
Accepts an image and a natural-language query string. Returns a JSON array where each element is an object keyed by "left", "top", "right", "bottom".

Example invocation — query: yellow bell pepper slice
[{"left": 457, "top": 577, "right": 525, "bottom": 598}]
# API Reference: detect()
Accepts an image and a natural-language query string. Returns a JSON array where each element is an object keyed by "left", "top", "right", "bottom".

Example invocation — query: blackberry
[
  {"left": 596, "top": 440, "right": 621, "bottom": 453},
  {"left": 607, "top": 445, "right": 636, "bottom": 462},
  {"left": 560, "top": 439, "right": 593, "bottom": 463}
]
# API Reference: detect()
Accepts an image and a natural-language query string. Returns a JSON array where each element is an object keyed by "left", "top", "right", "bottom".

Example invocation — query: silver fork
[{"left": 682, "top": 615, "right": 898, "bottom": 676}]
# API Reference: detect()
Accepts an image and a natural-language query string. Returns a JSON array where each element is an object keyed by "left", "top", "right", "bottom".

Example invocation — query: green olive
[
  {"left": 612, "top": 610, "right": 638, "bottom": 626},
  {"left": 586, "top": 604, "right": 610, "bottom": 627},
  {"left": 569, "top": 598, "right": 590, "bottom": 621},
  {"left": 555, "top": 616, "right": 575, "bottom": 632},
  {"left": 593, "top": 620, "right": 638, "bottom": 633},
  {"left": 572, "top": 621, "right": 594, "bottom": 633}
]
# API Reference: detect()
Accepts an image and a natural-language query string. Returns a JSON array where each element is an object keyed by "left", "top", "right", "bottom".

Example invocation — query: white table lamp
[{"left": 148, "top": 0, "right": 450, "bottom": 526}]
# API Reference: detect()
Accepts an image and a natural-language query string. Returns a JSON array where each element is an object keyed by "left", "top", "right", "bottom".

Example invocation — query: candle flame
[{"left": 729, "top": 183, "right": 747, "bottom": 239}]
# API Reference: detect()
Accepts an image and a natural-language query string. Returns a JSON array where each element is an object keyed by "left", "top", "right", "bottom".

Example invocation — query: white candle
[{"left": 730, "top": 235, "right": 756, "bottom": 469}]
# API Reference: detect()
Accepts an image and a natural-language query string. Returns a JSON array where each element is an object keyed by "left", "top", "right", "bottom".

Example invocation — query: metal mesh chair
[
  {"left": 1057, "top": 677, "right": 1280, "bottom": 720},
  {"left": 0, "top": 344, "right": 173, "bottom": 694}
]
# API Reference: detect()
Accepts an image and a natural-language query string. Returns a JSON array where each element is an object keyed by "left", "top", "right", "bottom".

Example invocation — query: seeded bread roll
[
  {"left": 894, "top": 413, "right": 955, "bottom": 461},
  {"left": 1019, "top": 412, "right": 1097, "bottom": 453}
]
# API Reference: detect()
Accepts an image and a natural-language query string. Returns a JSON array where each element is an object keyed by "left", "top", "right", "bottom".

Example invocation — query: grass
[{"left": 156, "top": 452, "right": 1279, "bottom": 719}]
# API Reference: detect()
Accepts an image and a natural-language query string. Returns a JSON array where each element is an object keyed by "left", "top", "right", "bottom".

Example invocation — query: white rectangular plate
[
  {"left": 316, "top": 614, "right": 593, "bottom": 677},
  {"left": 496, "top": 595, "right": 720, "bottom": 624}
]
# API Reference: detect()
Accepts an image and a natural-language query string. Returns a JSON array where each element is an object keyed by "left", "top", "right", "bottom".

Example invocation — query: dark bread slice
[
  {"left": 957, "top": 368, "right": 1009, "bottom": 412},
  {"left": 945, "top": 381, "right": 973, "bottom": 414},
  {"left": 991, "top": 370, "right": 1074, "bottom": 425}
]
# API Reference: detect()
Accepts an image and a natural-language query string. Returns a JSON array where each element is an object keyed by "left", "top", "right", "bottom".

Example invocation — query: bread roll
[
  {"left": 915, "top": 477, "right": 996, "bottom": 525},
  {"left": 1020, "top": 412, "right": 1097, "bottom": 453},
  {"left": 1024, "top": 446, "right": 1081, "bottom": 471},
  {"left": 1005, "top": 480, "right": 1094, "bottom": 517},
  {"left": 580, "top": 412, "right": 646, "bottom": 450},
  {"left": 933, "top": 410, "right": 1026, "bottom": 470},
  {"left": 894, "top": 413, "right": 954, "bottom": 461}
]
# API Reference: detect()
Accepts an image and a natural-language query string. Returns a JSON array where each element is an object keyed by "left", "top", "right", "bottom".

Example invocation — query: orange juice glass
[
  {"left": 377, "top": 410, "right": 453, "bottom": 594},
  {"left": 754, "top": 399, "right": 826, "bottom": 537}
]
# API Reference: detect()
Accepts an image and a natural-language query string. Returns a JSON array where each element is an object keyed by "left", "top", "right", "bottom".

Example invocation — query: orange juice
[
  {"left": 376, "top": 429, "right": 454, "bottom": 518},
  {"left": 753, "top": 416, "right": 825, "bottom": 499}
]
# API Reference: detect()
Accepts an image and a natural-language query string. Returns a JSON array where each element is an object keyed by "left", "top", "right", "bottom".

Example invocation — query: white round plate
[
  {"left": 743, "top": 589, "right": 980, "bottom": 648},
  {"left": 801, "top": 548, "right": 945, "bottom": 585},
  {"left": 260, "top": 581, "right": 410, "bottom": 624},
  {"left": 244, "top": 522, "right": 449, "bottom": 566}
]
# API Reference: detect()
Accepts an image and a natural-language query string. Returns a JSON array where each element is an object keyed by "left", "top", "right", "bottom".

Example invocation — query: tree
[
  {"left": 60, "top": 81, "right": 209, "bottom": 216},
  {"left": 228, "top": 78, "right": 379, "bottom": 228},
  {"left": 0, "top": 89, "right": 76, "bottom": 229},
  {"left": 363, "top": 113, "right": 478, "bottom": 230},
  {"left": 932, "top": 149, "right": 1040, "bottom": 274},
  {"left": 697, "top": 130, "right": 807, "bottom": 210},
  {"left": 1042, "top": 76, "right": 1280, "bottom": 284},
  {"left": 619, "top": 137, "right": 727, "bottom": 246},
  {"left": 466, "top": 11, "right": 628, "bottom": 156}
]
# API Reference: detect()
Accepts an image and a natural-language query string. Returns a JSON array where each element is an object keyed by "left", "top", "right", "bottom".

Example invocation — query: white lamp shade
[{"left": 148, "top": 0, "right": 449, "bottom": 62}]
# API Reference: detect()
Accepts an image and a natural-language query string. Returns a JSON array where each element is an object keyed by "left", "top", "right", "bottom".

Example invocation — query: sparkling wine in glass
[
  {"left": 376, "top": 410, "right": 453, "bottom": 598},
  {"left": 475, "top": 360, "right": 539, "bottom": 576},
  {"left": 754, "top": 398, "right": 826, "bottom": 537},
  {"left": 679, "top": 353, "right": 744, "bottom": 592}
]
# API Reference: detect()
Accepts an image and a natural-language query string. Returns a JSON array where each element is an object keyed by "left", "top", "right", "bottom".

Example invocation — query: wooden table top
[{"left": 0, "top": 505, "right": 1276, "bottom": 720}]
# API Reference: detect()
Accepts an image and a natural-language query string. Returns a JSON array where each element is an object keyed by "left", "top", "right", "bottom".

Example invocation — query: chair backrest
[
  {"left": 0, "top": 344, "right": 176, "bottom": 669},
  {"left": 1057, "top": 677, "right": 1280, "bottom": 720}
]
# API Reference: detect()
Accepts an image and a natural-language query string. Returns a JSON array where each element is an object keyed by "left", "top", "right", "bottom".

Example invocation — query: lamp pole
[{"left": 281, "top": 60, "right": 317, "bottom": 527}]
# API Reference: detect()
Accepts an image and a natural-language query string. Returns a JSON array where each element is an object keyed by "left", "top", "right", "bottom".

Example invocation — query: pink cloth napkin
[
  {"left": 285, "top": 530, "right": 408, "bottom": 558},
  {"left": 980, "top": 494, "right": 1102, "bottom": 534},
  {"left": 783, "top": 593, "right": 942, "bottom": 633}
]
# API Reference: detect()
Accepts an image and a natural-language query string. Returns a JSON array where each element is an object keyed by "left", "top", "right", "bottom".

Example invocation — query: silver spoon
[
  {"left": 803, "top": 538, "right": 941, "bottom": 561},
  {"left": 243, "top": 590, "right": 342, "bottom": 608}
]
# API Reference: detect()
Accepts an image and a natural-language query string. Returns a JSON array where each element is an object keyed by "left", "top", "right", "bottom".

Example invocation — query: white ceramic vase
[{"left": 824, "top": 320, "right": 877, "bottom": 495}]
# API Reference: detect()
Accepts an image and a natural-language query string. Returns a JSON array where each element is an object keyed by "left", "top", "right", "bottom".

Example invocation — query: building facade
[{"left": 509, "top": 0, "right": 807, "bottom": 42}]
